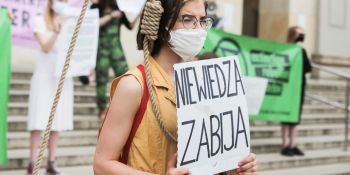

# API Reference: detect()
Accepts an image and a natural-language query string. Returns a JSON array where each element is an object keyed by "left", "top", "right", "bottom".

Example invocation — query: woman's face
[{"left": 172, "top": 0, "right": 206, "bottom": 30}]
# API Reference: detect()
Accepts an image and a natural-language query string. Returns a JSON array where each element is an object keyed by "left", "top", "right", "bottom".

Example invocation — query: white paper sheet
[
  {"left": 242, "top": 77, "right": 268, "bottom": 115},
  {"left": 55, "top": 9, "right": 99, "bottom": 77},
  {"left": 116, "top": 0, "right": 146, "bottom": 15},
  {"left": 174, "top": 56, "right": 251, "bottom": 175}
]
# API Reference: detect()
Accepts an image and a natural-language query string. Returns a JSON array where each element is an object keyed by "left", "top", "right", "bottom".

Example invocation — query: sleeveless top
[{"left": 110, "top": 57, "right": 177, "bottom": 174}]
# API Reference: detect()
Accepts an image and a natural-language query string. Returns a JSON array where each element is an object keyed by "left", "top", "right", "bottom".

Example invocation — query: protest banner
[
  {"left": 174, "top": 56, "right": 250, "bottom": 175},
  {"left": 201, "top": 29, "right": 303, "bottom": 123},
  {"left": 0, "top": 8, "right": 11, "bottom": 165},
  {"left": 0, "top": 0, "right": 85, "bottom": 48},
  {"left": 55, "top": 9, "right": 99, "bottom": 77}
]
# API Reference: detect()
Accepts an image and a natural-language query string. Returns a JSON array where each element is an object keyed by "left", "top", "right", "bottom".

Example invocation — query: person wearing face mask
[
  {"left": 280, "top": 26, "right": 312, "bottom": 157},
  {"left": 90, "top": 0, "right": 138, "bottom": 120},
  {"left": 26, "top": 0, "right": 73, "bottom": 174},
  {"left": 93, "top": 0, "right": 258, "bottom": 175}
]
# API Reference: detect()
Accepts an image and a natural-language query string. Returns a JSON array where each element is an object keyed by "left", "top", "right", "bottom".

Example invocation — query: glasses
[{"left": 178, "top": 14, "right": 214, "bottom": 30}]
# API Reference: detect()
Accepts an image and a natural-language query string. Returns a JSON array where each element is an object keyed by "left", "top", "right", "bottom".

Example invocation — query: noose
[
  {"left": 32, "top": 0, "right": 90, "bottom": 174},
  {"left": 140, "top": 0, "right": 177, "bottom": 143}
]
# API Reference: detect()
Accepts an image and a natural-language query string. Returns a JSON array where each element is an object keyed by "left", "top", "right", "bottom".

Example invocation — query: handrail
[
  {"left": 308, "top": 64, "right": 350, "bottom": 151},
  {"left": 312, "top": 63, "right": 350, "bottom": 79}
]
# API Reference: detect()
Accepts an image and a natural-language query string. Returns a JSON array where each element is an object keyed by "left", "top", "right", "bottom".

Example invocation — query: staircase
[{"left": 1, "top": 69, "right": 350, "bottom": 175}]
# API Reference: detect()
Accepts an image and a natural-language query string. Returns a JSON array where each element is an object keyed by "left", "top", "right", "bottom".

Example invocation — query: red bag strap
[{"left": 120, "top": 64, "right": 149, "bottom": 164}]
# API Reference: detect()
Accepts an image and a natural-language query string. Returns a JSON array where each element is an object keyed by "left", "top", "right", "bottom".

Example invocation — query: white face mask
[
  {"left": 52, "top": 1, "right": 68, "bottom": 15},
  {"left": 169, "top": 28, "right": 207, "bottom": 62}
]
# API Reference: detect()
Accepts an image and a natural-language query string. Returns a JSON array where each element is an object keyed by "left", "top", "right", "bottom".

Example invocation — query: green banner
[
  {"left": 201, "top": 29, "right": 303, "bottom": 123},
  {"left": 0, "top": 8, "right": 11, "bottom": 165}
]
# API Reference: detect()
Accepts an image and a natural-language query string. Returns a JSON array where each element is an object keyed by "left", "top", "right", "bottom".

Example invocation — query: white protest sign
[
  {"left": 55, "top": 9, "right": 99, "bottom": 77},
  {"left": 116, "top": 0, "right": 146, "bottom": 21},
  {"left": 243, "top": 77, "right": 268, "bottom": 115},
  {"left": 174, "top": 56, "right": 251, "bottom": 175}
]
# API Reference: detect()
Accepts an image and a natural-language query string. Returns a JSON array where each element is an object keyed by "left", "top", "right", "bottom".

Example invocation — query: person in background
[
  {"left": 27, "top": 0, "right": 74, "bottom": 174},
  {"left": 93, "top": 0, "right": 258, "bottom": 174},
  {"left": 91, "top": 0, "right": 138, "bottom": 120},
  {"left": 280, "top": 26, "right": 312, "bottom": 157}
]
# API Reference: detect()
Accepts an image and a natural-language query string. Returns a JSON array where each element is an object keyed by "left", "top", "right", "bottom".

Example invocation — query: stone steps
[
  {"left": 251, "top": 135, "right": 348, "bottom": 154},
  {"left": 0, "top": 165, "right": 94, "bottom": 175},
  {"left": 260, "top": 162, "right": 350, "bottom": 175},
  {"left": 10, "top": 79, "right": 96, "bottom": 92},
  {"left": 7, "top": 115, "right": 100, "bottom": 132},
  {"left": 9, "top": 90, "right": 99, "bottom": 103},
  {"left": 7, "top": 130, "right": 98, "bottom": 149},
  {"left": 0, "top": 146, "right": 95, "bottom": 171},
  {"left": 258, "top": 148, "right": 350, "bottom": 171},
  {"left": 8, "top": 102, "right": 99, "bottom": 116}
]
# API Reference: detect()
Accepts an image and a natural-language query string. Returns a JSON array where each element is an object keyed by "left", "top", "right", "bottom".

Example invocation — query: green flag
[
  {"left": 0, "top": 8, "right": 11, "bottom": 165},
  {"left": 201, "top": 29, "right": 303, "bottom": 123}
]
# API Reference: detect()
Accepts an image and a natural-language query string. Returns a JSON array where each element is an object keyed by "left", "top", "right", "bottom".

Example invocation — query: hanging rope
[
  {"left": 32, "top": 0, "right": 90, "bottom": 174},
  {"left": 140, "top": 0, "right": 177, "bottom": 143}
]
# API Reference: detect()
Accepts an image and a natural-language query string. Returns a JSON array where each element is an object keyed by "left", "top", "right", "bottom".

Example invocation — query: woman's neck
[{"left": 155, "top": 46, "right": 183, "bottom": 79}]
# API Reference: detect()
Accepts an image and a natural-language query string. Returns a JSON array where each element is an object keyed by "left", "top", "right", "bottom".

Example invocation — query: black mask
[{"left": 295, "top": 33, "right": 305, "bottom": 43}]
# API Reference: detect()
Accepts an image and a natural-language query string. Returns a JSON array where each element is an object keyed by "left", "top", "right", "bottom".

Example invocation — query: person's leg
[
  {"left": 109, "top": 44, "right": 129, "bottom": 78},
  {"left": 289, "top": 125, "right": 304, "bottom": 155},
  {"left": 95, "top": 45, "right": 110, "bottom": 120},
  {"left": 29, "top": 130, "right": 41, "bottom": 161},
  {"left": 281, "top": 124, "right": 294, "bottom": 156},
  {"left": 281, "top": 124, "right": 289, "bottom": 148},
  {"left": 27, "top": 130, "right": 41, "bottom": 174},
  {"left": 289, "top": 125, "right": 297, "bottom": 148},
  {"left": 48, "top": 131, "right": 59, "bottom": 161},
  {"left": 47, "top": 131, "right": 61, "bottom": 174}
]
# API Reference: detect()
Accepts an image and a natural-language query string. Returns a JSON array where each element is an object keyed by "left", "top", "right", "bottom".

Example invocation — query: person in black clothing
[
  {"left": 90, "top": 0, "right": 138, "bottom": 120},
  {"left": 280, "top": 26, "right": 312, "bottom": 157}
]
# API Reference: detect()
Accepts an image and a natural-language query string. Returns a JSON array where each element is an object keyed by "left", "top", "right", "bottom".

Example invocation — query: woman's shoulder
[{"left": 110, "top": 66, "right": 144, "bottom": 100}]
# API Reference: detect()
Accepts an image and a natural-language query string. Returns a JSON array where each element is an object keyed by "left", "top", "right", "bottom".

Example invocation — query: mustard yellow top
[{"left": 110, "top": 57, "right": 177, "bottom": 174}]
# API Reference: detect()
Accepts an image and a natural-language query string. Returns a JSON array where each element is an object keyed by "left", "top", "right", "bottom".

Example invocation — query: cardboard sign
[
  {"left": 55, "top": 9, "right": 99, "bottom": 77},
  {"left": 174, "top": 56, "right": 251, "bottom": 175}
]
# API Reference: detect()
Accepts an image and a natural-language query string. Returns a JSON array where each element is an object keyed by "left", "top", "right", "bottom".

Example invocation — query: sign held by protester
[
  {"left": 174, "top": 56, "right": 251, "bottom": 175},
  {"left": 116, "top": 0, "right": 146, "bottom": 22},
  {"left": 55, "top": 9, "right": 99, "bottom": 77}
]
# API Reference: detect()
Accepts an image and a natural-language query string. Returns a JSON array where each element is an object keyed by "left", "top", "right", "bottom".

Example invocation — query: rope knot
[{"left": 141, "top": 0, "right": 164, "bottom": 41}]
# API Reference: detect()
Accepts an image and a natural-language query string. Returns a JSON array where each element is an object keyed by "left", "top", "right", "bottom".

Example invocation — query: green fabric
[
  {"left": 0, "top": 8, "right": 11, "bottom": 165},
  {"left": 201, "top": 29, "right": 303, "bottom": 123},
  {"left": 95, "top": 19, "right": 128, "bottom": 111}
]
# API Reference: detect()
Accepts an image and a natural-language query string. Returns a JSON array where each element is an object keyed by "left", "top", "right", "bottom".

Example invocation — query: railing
[{"left": 306, "top": 63, "right": 350, "bottom": 151}]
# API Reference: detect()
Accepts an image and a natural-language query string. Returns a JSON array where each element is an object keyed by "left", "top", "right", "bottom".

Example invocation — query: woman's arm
[
  {"left": 34, "top": 32, "right": 59, "bottom": 54},
  {"left": 34, "top": 15, "right": 66, "bottom": 53},
  {"left": 93, "top": 75, "right": 191, "bottom": 175},
  {"left": 93, "top": 75, "right": 155, "bottom": 175},
  {"left": 99, "top": 13, "right": 114, "bottom": 27}
]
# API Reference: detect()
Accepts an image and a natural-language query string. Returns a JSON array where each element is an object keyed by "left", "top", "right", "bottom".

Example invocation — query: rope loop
[{"left": 141, "top": 0, "right": 164, "bottom": 41}]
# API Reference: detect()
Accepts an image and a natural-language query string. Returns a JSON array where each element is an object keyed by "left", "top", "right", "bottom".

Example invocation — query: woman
[
  {"left": 280, "top": 26, "right": 312, "bottom": 157},
  {"left": 27, "top": 0, "right": 73, "bottom": 174},
  {"left": 94, "top": 0, "right": 258, "bottom": 174},
  {"left": 91, "top": 0, "right": 137, "bottom": 120}
]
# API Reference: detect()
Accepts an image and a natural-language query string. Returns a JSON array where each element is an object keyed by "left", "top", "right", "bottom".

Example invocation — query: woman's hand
[
  {"left": 110, "top": 10, "right": 122, "bottom": 18},
  {"left": 166, "top": 154, "right": 192, "bottom": 175},
  {"left": 54, "top": 15, "right": 68, "bottom": 33},
  {"left": 7, "top": 11, "right": 14, "bottom": 22},
  {"left": 235, "top": 153, "right": 258, "bottom": 175}
]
